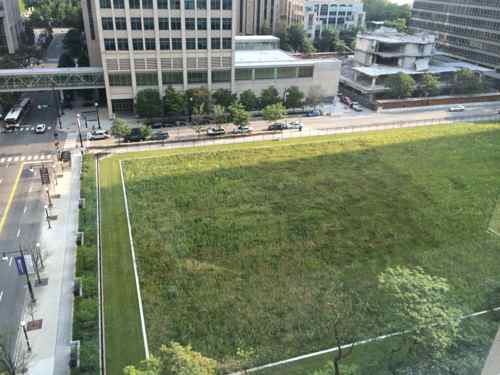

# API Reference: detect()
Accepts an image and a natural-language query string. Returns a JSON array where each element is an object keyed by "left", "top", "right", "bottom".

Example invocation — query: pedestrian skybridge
[{"left": 0, "top": 67, "right": 105, "bottom": 92}]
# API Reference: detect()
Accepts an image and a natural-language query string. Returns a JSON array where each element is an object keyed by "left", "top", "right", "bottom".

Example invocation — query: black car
[
  {"left": 150, "top": 131, "right": 169, "bottom": 140},
  {"left": 150, "top": 122, "right": 165, "bottom": 129},
  {"left": 267, "top": 122, "right": 287, "bottom": 131},
  {"left": 125, "top": 128, "right": 146, "bottom": 142}
]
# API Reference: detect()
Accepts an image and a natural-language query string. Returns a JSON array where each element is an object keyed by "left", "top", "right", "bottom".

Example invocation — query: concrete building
[
  {"left": 304, "top": 0, "right": 365, "bottom": 40},
  {"left": 0, "top": 0, "right": 22, "bottom": 54},
  {"left": 279, "top": 0, "right": 304, "bottom": 30},
  {"left": 410, "top": 0, "right": 500, "bottom": 70},
  {"left": 341, "top": 27, "right": 493, "bottom": 97},
  {"left": 81, "top": 0, "right": 340, "bottom": 115}
]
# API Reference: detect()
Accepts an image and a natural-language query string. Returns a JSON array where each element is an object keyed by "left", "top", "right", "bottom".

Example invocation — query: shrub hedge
[{"left": 72, "top": 156, "right": 99, "bottom": 375}]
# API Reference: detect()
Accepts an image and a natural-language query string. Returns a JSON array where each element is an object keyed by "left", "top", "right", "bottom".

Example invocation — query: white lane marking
[
  {"left": 16, "top": 228, "right": 21, "bottom": 238},
  {"left": 8, "top": 257, "right": 12, "bottom": 267},
  {"left": 28, "top": 186, "right": 32, "bottom": 193},
  {"left": 23, "top": 205, "right": 28, "bottom": 214},
  {"left": 27, "top": 156, "right": 32, "bottom": 161},
  {"left": 0, "top": 291, "right": 3, "bottom": 302}
]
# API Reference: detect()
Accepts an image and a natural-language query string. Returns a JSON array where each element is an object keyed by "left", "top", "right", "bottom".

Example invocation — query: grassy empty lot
[{"left": 100, "top": 123, "right": 500, "bottom": 373}]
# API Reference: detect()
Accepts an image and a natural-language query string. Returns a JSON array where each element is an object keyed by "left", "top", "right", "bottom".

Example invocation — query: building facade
[
  {"left": 410, "top": 0, "right": 500, "bottom": 70},
  {"left": 279, "top": 0, "right": 303, "bottom": 29},
  {"left": 304, "top": 0, "right": 365, "bottom": 40},
  {"left": 0, "top": 0, "right": 22, "bottom": 54}
]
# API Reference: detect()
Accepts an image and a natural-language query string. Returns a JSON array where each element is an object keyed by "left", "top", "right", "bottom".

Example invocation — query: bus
[{"left": 4, "top": 98, "right": 31, "bottom": 129}]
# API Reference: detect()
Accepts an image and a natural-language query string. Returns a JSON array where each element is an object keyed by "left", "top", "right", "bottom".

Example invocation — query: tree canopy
[
  {"left": 239, "top": 90, "right": 258, "bottom": 111},
  {"left": 58, "top": 52, "right": 75, "bottom": 67},
  {"left": 385, "top": 73, "right": 416, "bottom": 98},
  {"left": 212, "top": 88, "right": 237, "bottom": 109},
  {"left": 136, "top": 89, "right": 162, "bottom": 118},
  {"left": 420, "top": 73, "right": 440, "bottom": 97},
  {"left": 29, "top": 0, "right": 82, "bottom": 29},
  {"left": 229, "top": 103, "right": 250, "bottom": 127},
  {"left": 452, "top": 68, "right": 485, "bottom": 95},
  {"left": 164, "top": 86, "right": 186, "bottom": 114},
  {"left": 285, "top": 86, "right": 304, "bottom": 108},
  {"left": 363, "top": 0, "right": 411, "bottom": 23},
  {"left": 263, "top": 103, "right": 287, "bottom": 122},
  {"left": 260, "top": 86, "right": 281, "bottom": 108},
  {"left": 110, "top": 117, "right": 131, "bottom": 141}
]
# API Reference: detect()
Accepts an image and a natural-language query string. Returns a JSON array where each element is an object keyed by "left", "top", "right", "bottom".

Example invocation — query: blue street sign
[{"left": 15, "top": 256, "right": 26, "bottom": 275}]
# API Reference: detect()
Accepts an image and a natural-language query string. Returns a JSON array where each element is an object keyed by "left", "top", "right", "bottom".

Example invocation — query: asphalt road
[{"left": 0, "top": 91, "right": 62, "bottom": 348}]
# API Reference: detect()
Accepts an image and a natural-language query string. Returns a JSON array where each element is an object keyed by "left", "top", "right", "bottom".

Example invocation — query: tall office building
[
  {"left": 304, "top": 0, "right": 365, "bottom": 40},
  {"left": 280, "top": 0, "right": 303, "bottom": 29},
  {"left": 0, "top": 0, "right": 22, "bottom": 54},
  {"left": 410, "top": 0, "right": 500, "bottom": 69},
  {"left": 82, "top": 0, "right": 237, "bottom": 112}
]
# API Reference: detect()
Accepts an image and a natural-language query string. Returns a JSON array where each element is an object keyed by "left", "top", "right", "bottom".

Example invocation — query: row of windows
[
  {"left": 102, "top": 16, "right": 231, "bottom": 31},
  {"left": 443, "top": 34, "right": 500, "bottom": 55},
  {"left": 411, "top": 10, "right": 500, "bottom": 31},
  {"left": 101, "top": 0, "right": 231, "bottom": 10},
  {"left": 109, "top": 70, "right": 231, "bottom": 86},
  {"left": 413, "top": 1, "right": 500, "bottom": 20},
  {"left": 410, "top": 19, "right": 500, "bottom": 43},
  {"left": 439, "top": 44, "right": 500, "bottom": 66},
  {"left": 104, "top": 37, "right": 232, "bottom": 50},
  {"left": 235, "top": 66, "right": 314, "bottom": 81}
]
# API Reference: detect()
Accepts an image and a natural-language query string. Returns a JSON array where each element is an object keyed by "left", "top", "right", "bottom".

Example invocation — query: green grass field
[{"left": 99, "top": 123, "right": 500, "bottom": 374}]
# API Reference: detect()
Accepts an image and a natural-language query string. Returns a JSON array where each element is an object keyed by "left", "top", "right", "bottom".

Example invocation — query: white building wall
[{"left": 0, "top": 0, "right": 22, "bottom": 53}]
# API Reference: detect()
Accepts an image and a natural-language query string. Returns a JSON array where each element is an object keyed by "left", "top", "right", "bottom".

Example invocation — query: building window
[
  {"left": 170, "top": 0, "right": 180, "bottom": 8},
  {"left": 142, "top": 0, "right": 153, "bottom": 8},
  {"left": 131, "top": 17, "right": 142, "bottom": 30},
  {"left": 159, "top": 18, "right": 169, "bottom": 30},
  {"left": 222, "top": 17, "right": 231, "bottom": 30},
  {"left": 185, "top": 0, "right": 194, "bottom": 8},
  {"left": 129, "top": 0, "right": 140, "bottom": 7},
  {"left": 113, "top": 0, "right": 124, "bottom": 8},
  {"left": 255, "top": 67, "right": 274, "bottom": 79},
  {"left": 210, "top": 0, "right": 220, "bottom": 9},
  {"left": 188, "top": 71, "right": 207, "bottom": 84},
  {"left": 163, "top": 71, "right": 183, "bottom": 84},
  {"left": 211, "top": 38, "right": 220, "bottom": 49},
  {"left": 172, "top": 38, "right": 182, "bottom": 49},
  {"left": 185, "top": 18, "right": 195, "bottom": 30},
  {"left": 115, "top": 17, "right": 127, "bottom": 30},
  {"left": 102, "top": 17, "right": 113, "bottom": 30},
  {"left": 133, "top": 38, "right": 144, "bottom": 50},
  {"left": 100, "top": 0, "right": 111, "bottom": 8},
  {"left": 136, "top": 72, "right": 157, "bottom": 86},
  {"left": 160, "top": 38, "right": 170, "bottom": 50},
  {"left": 277, "top": 67, "right": 296, "bottom": 79},
  {"left": 235, "top": 68, "right": 252, "bottom": 80},
  {"left": 211, "top": 18, "right": 220, "bottom": 30},
  {"left": 104, "top": 39, "right": 116, "bottom": 50},
  {"left": 186, "top": 38, "right": 196, "bottom": 49},
  {"left": 320, "top": 4, "right": 328, "bottom": 15},
  {"left": 298, "top": 66, "right": 313, "bottom": 77},
  {"left": 212, "top": 69, "right": 230, "bottom": 82},
  {"left": 145, "top": 38, "right": 156, "bottom": 50},
  {"left": 198, "top": 38, "right": 207, "bottom": 49},
  {"left": 197, "top": 18, "right": 207, "bottom": 30},
  {"left": 222, "top": 38, "right": 232, "bottom": 49},
  {"left": 144, "top": 17, "right": 154, "bottom": 30},
  {"left": 158, "top": 0, "right": 168, "bottom": 8},
  {"left": 222, "top": 0, "right": 231, "bottom": 9},
  {"left": 197, "top": 0, "right": 206, "bottom": 9},
  {"left": 171, "top": 17, "right": 181, "bottom": 30},
  {"left": 117, "top": 38, "right": 129, "bottom": 50},
  {"left": 109, "top": 73, "right": 132, "bottom": 86}
]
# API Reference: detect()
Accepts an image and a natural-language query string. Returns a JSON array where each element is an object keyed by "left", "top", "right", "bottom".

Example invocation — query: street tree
[
  {"left": 263, "top": 103, "right": 287, "bottom": 122},
  {"left": 420, "top": 73, "right": 440, "bottom": 97},
  {"left": 315, "top": 29, "right": 338, "bottom": 52},
  {"left": 62, "top": 28, "right": 83, "bottom": 58},
  {"left": 260, "top": 86, "right": 281, "bottom": 108},
  {"left": 212, "top": 88, "right": 237, "bottom": 109},
  {"left": 229, "top": 103, "right": 250, "bottom": 127},
  {"left": 385, "top": 73, "right": 416, "bottom": 98},
  {"left": 164, "top": 86, "right": 186, "bottom": 114},
  {"left": 306, "top": 85, "right": 325, "bottom": 106},
  {"left": 213, "top": 104, "right": 226, "bottom": 127},
  {"left": 58, "top": 52, "right": 75, "bottom": 68},
  {"left": 285, "top": 86, "right": 304, "bottom": 108},
  {"left": 141, "top": 125, "right": 152, "bottom": 139},
  {"left": 377, "top": 266, "right": 461, "bottom": 372},
  {"left": 77, "top": 53, "right": 90, "bottom": 67},
  {"left": 239, "top": 90, "right": 258, "bottom": 111},
  {"left": 452, "top": 68, "right": 484, "bottom": 95},
  {"left": 363, "top": 0, "right": 411, "bottom": 24},
  {"left": 136, "top": 89, "right": 162, "bottom": 118},
  {"left": 185, "top": 87, "right": 210, "bottom": 116},
  {"left": 385, "top": 18, "right": 408, "bottom": 32},
  {"left": 0, "top": 332, "right": 30, "bottom": 375},
  {"left": 110, "top": 117, "right": 131, "bottom": 142}
]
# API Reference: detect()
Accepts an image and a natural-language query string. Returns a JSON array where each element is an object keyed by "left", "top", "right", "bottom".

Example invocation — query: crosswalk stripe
[
  {"left": 39, "top": 155, "right": 45, "bottom": 160},
  {"left": 13, "top": 157, "right": 19, "bottom": 162},
  {"left": 20, "top": 128, "right": 24, "bottom": 132},
  {"left": 33, "top": 155, "right": 39, "bottom": 160},
  {"left": 48, "top": 126, "right": 52, "bottom": 130},
  {"left": 27, "top": 156, "right": 32, "bottom": 161},
  {"left": 20, "top": 156, "right": 25, "bottom": 161},
  {"left": 7, "top": 157, "right": 12, "bottom": 162},
  {"left": 30, "top": 127, "right": 34, "bottom": 131},
  {"left": 0, "top": 158, "right": 5, "bottom": 163}
]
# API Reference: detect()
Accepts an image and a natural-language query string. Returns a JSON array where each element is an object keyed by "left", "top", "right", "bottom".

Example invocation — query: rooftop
[
  {"left": 234, "top": 35, "right": 280, "bottom": 42},
  {"left": 0, "top": 66, "right": 103, "bottom": 76},
  {"left": 358, "top": 27, "right": 436, "bottom": 45},
  {"left": 235, "top": 49, "right": 337, "bottom": 68}
]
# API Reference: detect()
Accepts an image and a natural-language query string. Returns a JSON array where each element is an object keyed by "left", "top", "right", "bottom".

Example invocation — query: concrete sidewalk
[{"left": 16, "top": 148, "right": 81, "bottom": 375}]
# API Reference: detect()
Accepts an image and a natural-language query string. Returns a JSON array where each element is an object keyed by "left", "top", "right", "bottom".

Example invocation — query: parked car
[
  {"left": 150, "top": 122, "right": 166, "bottom": 129},
  {"left": 35, "top": 123, "right": 47, "bottom": 134},
  {"left": 448, "top": 105, "right": 465, "bottom": 112},
  {"left": 352, "top": 103, "right": 363, "bottom": 112},
  {"left": 232, "top": 126, "right": 252, "bottom": 134},
  {"left": 88, "top": 129, "right": 110, "bottom": 140},
  {"left": 287, "top": 120, "right": 304, "bottom": 130},
  {"left": 306, "top": 110, "right": 321, "bottom": 117},
  {"left": 267, "top": 122, "right": 287, "bottom": 131},
  {"left": 125, "top": 128, "right": 146, "bottom": 142},
  {"left": 150, "top": 131, "right": 169, "bottom": 140},
  {"left": 207, "top": 127, "right": 226, "bottom": 136}
]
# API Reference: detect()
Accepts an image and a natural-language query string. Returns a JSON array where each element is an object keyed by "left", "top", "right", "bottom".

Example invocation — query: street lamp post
[
  {"left": 20, "top": 321, "right": 32, "bottom": 351},
  {"left": 44, "top": 205, "right": 52, "bottom": 229},
  {"left": 45, "top": 188, "right": 53, "bottom": 208},
  {"left": 35, "top": 243, "right": 44, "bottom": 269},
  {"left": 76, "top": 114, "right": 84, "bottom": 148},
  {"left": 1, "top": 246, "right": 36, "bottom": 302},
  {"left": 94, "top": 102, "right": 101, "bottom": 129}
]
